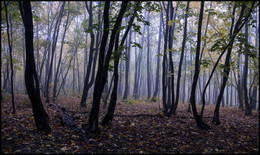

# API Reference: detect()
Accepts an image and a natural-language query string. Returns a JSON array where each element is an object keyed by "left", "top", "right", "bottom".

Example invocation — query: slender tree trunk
[
  {"left": 172, "top": 1, "right": 189, "bottom": 115},
  {"left": 162, "top": 2, "right": 169, "bottom": 114},
  {"left": 4, "top": 1, "right": 15, "bottom": 114},
  {"left": 153, "top": 12, "right": 162, "bottom": 98},
  {"left": 81, "top": 1, "right": 96, "bottom": 107},
  {"left": 87, "top": 1, "right": 128, "bottom": 133},
  {"left": 146, "top": 11, "right": 151, "bottom": 99},
  {"left": 123, "top": 22, "right": 132, "bottom": 100},
  {"left": 213, "top": 4, "right": 248, "bottom": 125},
  {"left": 53, "top": 2, "right": 70, "bottom": 99},
  {"left": 189, "top": 1, "right": 209, "bottom": 130},
  {"left": 244, "top": 21, "right": 252, "bottom": 115},
  {"left": 46, "top": 2, "right": 66, "bottom": 103},
  {"left": 101, "top": 3, "right": 138, "bottom": 126}
]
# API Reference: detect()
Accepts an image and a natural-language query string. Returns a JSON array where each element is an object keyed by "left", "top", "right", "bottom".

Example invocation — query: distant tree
[
  {"left": 19, "top": 1, "right": 51, "bottom": 132},
  {"left": 4, "top": 1, "right": 15, "bottom": 114},
  {"left": 152, "top": 12, "right": 162, "bottom": 98},
  {"left": 146, "top": 11, "right": 151, "bottom": 99},
  {"left": 123, "top": 17, "right": 132, "bottom": 100},
  {"left": 45, "top": 2, "right": 66, "bottom": 103},
  {"left": 53, "top": 2, "right": 70, "bottom": 100}
]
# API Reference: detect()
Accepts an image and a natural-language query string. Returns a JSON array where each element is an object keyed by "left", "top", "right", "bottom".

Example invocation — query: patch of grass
[
  {"left": 150, "top": 96, "right": 161, "bottom": 102},
  {"left": 124, "top": 97, "right": 143, "bottom": 105}
]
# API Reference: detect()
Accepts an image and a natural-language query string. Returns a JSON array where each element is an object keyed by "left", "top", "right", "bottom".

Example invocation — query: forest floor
[{"left": 1, "top": 94, "right": 259, "bottom": 154}]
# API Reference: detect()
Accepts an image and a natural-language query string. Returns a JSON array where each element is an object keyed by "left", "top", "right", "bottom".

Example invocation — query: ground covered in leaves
[{"left": 1, "top": 94, "right": 259, "bottom": 154}]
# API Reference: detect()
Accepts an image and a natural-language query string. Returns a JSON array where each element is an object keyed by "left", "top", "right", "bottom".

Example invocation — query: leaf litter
[{"left": 1, "top": 94, "right": 259, "bottom": 154}]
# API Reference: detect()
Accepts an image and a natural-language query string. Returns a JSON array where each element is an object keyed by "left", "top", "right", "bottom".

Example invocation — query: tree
[
  {"left": 86, "top": 1, "right": 128, "bottom": 133},
  {"left": 19, "top": 1, "right": 51, "bottom": 132},
  {"left": 80, "top": 1, "right": 96, "bottom": 107},
  {"left": 172, "top": 1, "right": 190, "bottom": 115},
  {"left": 45, "top": 2, "right": 66, "bottom": 103},
  {"left": 101, "top": 2, "right": 140, "bottom": 126},
  {"left": 4, "top": 1, "right": 15, "bottom": 114},
  {"left": 53, "top": 2, "right": 71, "bottom": 100},
  {"left": 152, "top": 11, "right": 163, "bottom": 98},
  {"left": 189, "top": 1, "right": 209, "bottom": 130},
  {"left": 146, "top": 11, "right": 151, "bottom": 99},
  {"left": 123, "top": 17, "right": 132, "bottom": 100}
]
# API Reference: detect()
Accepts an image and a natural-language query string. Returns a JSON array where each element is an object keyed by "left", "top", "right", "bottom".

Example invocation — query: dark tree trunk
[
  {"left": 162, "top": 2, "right": 169, "bottom": 114},
  {"left": 213, "top": 3, "right": 253, "bottom": 124},
  {"left": 19, "top": 1, "right": 51, "bottom": 132},
  {"left": 81, "top": 1, "right": 96, "bottom": 107},
  {"left": 87, "top": 1, "right": 128, "bottom": 133},
  {"left": 172, "top": 1, "right": 189, "bottom": 115},
  {"left": 102, "top": 3, "right": 138, "bottom": 126},
  {"left": 189, "top": 1, "right": 209, "bottom": 130}
]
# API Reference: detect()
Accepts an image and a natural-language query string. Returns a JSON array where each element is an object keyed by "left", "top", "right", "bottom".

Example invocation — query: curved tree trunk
[
  {"left": 189, "top": 1, "right": 209, "bottom": 130},
  {"left": 87, "top": 1, "right": 128, "bottom": 133},
  {"left": 19, "top": 1, "right": 51, "bottom": 132}
]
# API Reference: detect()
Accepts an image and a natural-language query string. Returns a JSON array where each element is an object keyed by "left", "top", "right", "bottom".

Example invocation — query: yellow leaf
[{"left": 168, "top": 20, "right": 173, "bottom": 26}]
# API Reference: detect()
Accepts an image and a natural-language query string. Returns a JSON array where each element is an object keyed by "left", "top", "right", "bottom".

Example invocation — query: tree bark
[
  {"left": 87, "top": 1, "right": 128, "bottom": 133},
  {"left": 189, "top": 1, "right": 209, "bottom": 130},
  {"left": 19, "top": 1, "right": 51, "bottom": 132},
  {"left": 81, "top": 1, "right": 96, "bottom": 107},
  {"left": 172, "top": 1, "right": 189, "bottom": 115}
]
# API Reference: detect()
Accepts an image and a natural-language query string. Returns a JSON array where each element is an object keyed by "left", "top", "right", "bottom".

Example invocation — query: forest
[{"left": 1, "top": 1, "right": 259, "bottom": 154}]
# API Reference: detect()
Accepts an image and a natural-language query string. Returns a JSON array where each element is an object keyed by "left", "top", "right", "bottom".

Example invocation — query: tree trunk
[
  {"left": 243, "top": 21, "right": 252, "bottom": 115},
  {"left": 123, "top": 21, "right": 132, "bottom": 100},
  {"left": 4, "top": 1, "right": 15, "bottom": 114},
  {"left": 19, "top": 1, "right": 51, "bottom": 132},
  {"left": 146, "top": 11, "right": 151, "bottom": 99},
  {"left": 102, "top": 3, "right": 138, "bottom": 126},
  {"left": 46, "top": 2, "right": 66, "bottom": 103},
  {"left": 152, "top": 12, "right": 162, "bottom": 98},
  {"left": 53, "top": 2, "right": 70, "bottom": 99},
  {"left": 87, "top": 1, "right": 128, "bottom": 133},
  {"left": 189, "top": 1, "right": 209, "bottom": 130},
  {"left": 81, "top": 1, "right": 96, "bottom": 107},
  {"left": 172, "top": 1, "right": 189, "bottom": 115},
  {"left": 213, "top": 4, "right": 248, "bottom": 125}
]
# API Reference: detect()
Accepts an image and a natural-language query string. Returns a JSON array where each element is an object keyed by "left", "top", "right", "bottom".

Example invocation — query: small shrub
[{"left": 150, "top": 96, "right": 161, "bottom": 102}]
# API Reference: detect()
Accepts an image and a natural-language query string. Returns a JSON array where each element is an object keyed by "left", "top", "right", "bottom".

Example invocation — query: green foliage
[
  {"left": 209, "top": 38, "right": 227, "bottom": 52},
  {"left": 150, "top": 96, "right": 161, "bottom": 102},
  {"left": 156, "top": 53, "right": 163, "bottom": 57},
  {"left": 125, "top": 97, "right": 138, "bottom": 105},
  {"left": 200, "top": 59, "right": 212, "bottom": 68},
  {"left": 236, "top": 33, "right": 257, "bottom": 58},
  {"left": 85, "top": 23, "right": 101, "bottom": 33},
  {"left": 131, "top": 41, "right": 142, "bottom": 49}
]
